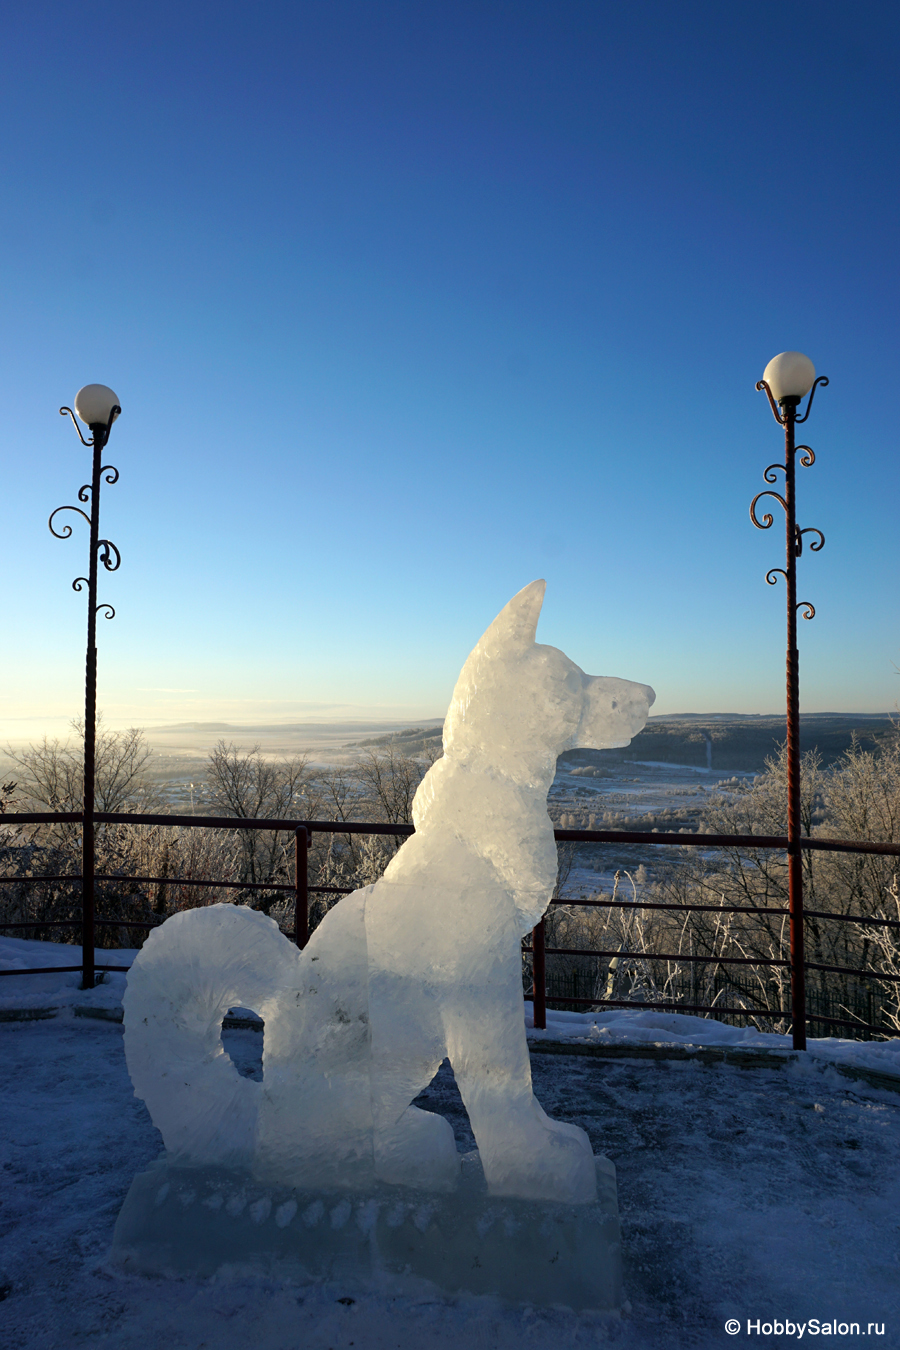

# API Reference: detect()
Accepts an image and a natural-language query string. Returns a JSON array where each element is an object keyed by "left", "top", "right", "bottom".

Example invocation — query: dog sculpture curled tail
[{"left": 124, "top": 581, "right": 654, "bottom": 1203}]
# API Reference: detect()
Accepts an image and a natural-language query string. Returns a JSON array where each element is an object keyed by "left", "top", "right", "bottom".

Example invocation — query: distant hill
[
  {"left": 358, "top": 714, "right": 896, "bottom": 774},
  {"left": 567, "top": 714, "right": 896, "bottom": 773},
  {"left": 350, "top": 725, "right": 444, "bottom": 756}
]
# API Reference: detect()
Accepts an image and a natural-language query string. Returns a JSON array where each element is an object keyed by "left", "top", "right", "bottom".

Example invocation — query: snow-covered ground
[
  {"left": 5, "top": 935, "right": 900, "bottom": 1081},
  {"left": 2, "top": 937, "right": 899, "bottom": 1349},
  {"left": 527, "top": 1006, "right": 900, "bottom": 1084}
]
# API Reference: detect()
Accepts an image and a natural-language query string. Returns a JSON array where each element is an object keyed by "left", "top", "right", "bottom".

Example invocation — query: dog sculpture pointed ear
[
  {"left": 443, "top": 581, "right": 547, "bottom": 758},
  {"left": 475, "top": 579, "right": 546, "bottom": 659}
]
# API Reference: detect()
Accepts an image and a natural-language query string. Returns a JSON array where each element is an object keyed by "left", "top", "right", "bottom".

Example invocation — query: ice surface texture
[{"left": 124, "top": 580, "right": 654, "bottom": 1203}]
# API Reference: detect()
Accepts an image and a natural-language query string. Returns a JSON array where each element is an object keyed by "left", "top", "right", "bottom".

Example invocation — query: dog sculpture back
[{"left": 124, "top": 581, "right": 654, "bottom": 1203}]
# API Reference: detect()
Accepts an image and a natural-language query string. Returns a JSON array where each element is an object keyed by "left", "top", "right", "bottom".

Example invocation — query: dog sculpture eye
[{"left": 611, "top": 701, "right": 618, "bottom": 709}]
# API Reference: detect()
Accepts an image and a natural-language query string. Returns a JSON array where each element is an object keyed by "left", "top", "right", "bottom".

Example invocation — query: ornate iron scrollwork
[
  {"left": 755, "top": 377, "right": 829, "bottom": 426},
  {"left": 49, "top": 504, "right": 91, "bottom": 538},
  {"left": 752, "top": 375, "right": 828, "bottom": 618},
  {"left": 794, "top": 376, "right": 829, "bottom": 424},
  {"left": 798, "top": 526, "right": 825, "bottom": 552},
  {"left": 50, "top": 404, "right": 122, "bottom": 620},
  {"left": 98, "top": 539, "right": 121, "bottom": 572},
  {"left": 756, "top": 379, "right": 784, "bottom": 425},
  {"left": 59, "top": 406, "right": 94, "bottom": 446},
  {"left": 750, "top": 490, "right": 787, "bottom": 530}
]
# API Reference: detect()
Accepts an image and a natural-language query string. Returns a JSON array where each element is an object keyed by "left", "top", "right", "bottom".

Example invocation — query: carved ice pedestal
[{"left": 111, "top": 1152, "right": 623, "bottom": 1312}]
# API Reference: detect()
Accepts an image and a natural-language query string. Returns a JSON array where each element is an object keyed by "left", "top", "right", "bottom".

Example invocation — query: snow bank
[
  {"left": 3, "top": 936, "right": 898, "bottom": 1084},
  {"left": 526, "top": 1002, "right": 900, "bottom": 1079},
  {"left": 0, "top": 935, "right": 137, "bottom": 1015}
]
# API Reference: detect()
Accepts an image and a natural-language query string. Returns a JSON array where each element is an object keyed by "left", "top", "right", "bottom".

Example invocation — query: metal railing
[{"left": 2, "top": 811, "right": 899, "bottom": 1040}]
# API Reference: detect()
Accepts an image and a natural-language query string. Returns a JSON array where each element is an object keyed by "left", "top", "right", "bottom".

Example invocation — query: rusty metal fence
[{"left": 2, "top": 811, "right": 899, "bottom": 1040}]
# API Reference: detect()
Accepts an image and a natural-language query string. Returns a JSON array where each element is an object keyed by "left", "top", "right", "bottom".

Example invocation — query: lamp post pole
[
  {"left": 751, "top": 353, "right": 828, "bottom": 1051},
  {"left": 51, "top": 386, "right": 122, "bottom": 990}
]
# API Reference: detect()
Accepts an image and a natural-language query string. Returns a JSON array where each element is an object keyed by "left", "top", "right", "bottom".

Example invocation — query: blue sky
[{"left": 3, "top": 0, "right": 898, "bottom": 736}]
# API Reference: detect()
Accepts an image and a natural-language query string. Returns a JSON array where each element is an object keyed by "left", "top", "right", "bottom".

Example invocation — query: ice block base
[{"left": 111, "top": 1151, "right": 622, "bottom": 1311}]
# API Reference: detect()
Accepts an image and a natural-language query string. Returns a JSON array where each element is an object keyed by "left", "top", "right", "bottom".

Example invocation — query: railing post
[
  {"left": 294, "top": 827, "right": 309, "bottom": 949},
  {"left": 532, "top": 917, "right": 546, "bottom": 1030}
]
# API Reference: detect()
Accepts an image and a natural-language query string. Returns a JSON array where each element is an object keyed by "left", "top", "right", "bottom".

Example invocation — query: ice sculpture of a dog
[{"left": 124, "top": 581, "right": 654, "bottom": 1204}]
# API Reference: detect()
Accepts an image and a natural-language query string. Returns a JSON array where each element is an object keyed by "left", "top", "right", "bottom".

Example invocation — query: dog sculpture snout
[{"left": 575, "top": 673, "right": 656, "bottom": 752}]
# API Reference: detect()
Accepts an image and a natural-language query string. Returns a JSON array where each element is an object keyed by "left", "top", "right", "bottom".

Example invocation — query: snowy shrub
[
  {"left": 0, "top": 730, "right": 441, "bottom": 946},
  {"left": 627, "top": 736, "right": 900, "bottom": 1034}
]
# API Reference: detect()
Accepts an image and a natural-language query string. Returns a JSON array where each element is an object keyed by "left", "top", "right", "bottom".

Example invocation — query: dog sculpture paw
[
  {"left": 374, "top": 1106, "right": 461, "bottom": 1191},
  {"left": 476, "top": 1105, "right": 598, "bottom": 1204}
]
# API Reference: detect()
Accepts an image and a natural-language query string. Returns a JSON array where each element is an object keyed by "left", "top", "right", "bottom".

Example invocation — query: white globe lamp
[
  {"left": 761, "top": 352, "right": 816, "bottom": 405},
  {"left": 74, "top": 383, "right": 121, "bottom": 429}
]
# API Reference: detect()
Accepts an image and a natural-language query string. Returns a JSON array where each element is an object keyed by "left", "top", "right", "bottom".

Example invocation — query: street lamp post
[
  {"left": 751, "top": 352, "right": 828, "bottom": 1051},
  {"left": 50, "top": 385, "right": 122, "bottom": 989}
]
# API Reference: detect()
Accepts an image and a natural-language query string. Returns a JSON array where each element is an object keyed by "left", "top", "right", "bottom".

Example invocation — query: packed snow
[{"left": 528, "top": 1005, "right": 900, "bottom": 1083}]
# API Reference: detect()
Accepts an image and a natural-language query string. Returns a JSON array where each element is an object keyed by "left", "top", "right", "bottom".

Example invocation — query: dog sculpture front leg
[
  {"left": 364, "top": 890, "right": 462, "bottom": 1192},
  {"left": 443, "top": 963, "right": 598, "bottom": 1205},
  {"left": 367, "top": 995, "right": 461, "bottom": 1192}
]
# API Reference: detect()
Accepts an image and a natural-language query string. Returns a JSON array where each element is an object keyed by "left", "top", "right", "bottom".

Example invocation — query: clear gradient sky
[{"left": 3, "top": 0, "right": 898, "bottom": 738}]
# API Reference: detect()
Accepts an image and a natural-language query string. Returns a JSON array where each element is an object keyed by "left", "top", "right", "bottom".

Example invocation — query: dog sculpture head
[{"left": 443, "top": 580, "right": 655, "bottom": 786}]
